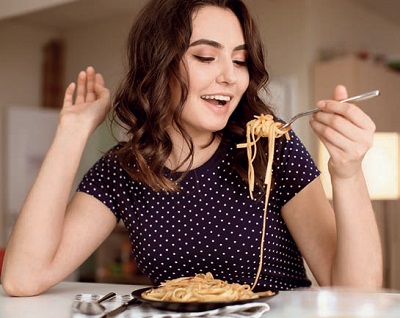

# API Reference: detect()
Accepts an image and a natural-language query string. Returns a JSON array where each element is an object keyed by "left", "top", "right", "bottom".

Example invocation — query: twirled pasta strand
[{"left": 237, "top": 114, "right": 290, "bottom": 289}]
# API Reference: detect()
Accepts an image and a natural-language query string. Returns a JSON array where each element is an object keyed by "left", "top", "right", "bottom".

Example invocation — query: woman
[{"left": 2, "top": 0, "right": 382, "bottom": 296}]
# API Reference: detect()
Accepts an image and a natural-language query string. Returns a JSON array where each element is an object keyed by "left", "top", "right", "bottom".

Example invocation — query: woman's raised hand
[
  {"left": 61, "top": 66, "right": 111, "bottom": 136},
  {"left": 310, "top": 85, "right": 376, "bottom": 180}
]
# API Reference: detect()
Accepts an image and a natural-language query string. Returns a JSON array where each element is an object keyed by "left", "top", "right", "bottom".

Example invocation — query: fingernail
[{"left": 317, "top": 101, "right": 326, "bottom": 109}]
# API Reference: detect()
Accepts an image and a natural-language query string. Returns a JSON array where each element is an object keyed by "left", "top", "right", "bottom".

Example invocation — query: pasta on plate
[{"left": 141, "top": 272, "right": 274, "bottom": 302}]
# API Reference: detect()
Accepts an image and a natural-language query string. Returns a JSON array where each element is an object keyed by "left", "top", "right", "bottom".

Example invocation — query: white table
[{"left": 1, "top": 281, "right": 400, "bottom": 317}]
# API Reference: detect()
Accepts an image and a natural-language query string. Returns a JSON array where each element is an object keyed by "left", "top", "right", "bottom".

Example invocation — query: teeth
[{"left": 201, "top": 95, "right": 231, "bottom": 102}]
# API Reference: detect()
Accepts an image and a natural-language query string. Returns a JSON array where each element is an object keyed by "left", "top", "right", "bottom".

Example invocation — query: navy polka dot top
[{"left": 78, "top": 129, "right": 320, "bottom": 290}]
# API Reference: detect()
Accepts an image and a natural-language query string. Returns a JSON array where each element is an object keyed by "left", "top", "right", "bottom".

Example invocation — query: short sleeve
[
  {"left": 273, "top": 130, "right": 320, "bottom": 205},
  {"left": 77, "top": 146, "right": 127, "bottom": 221}
]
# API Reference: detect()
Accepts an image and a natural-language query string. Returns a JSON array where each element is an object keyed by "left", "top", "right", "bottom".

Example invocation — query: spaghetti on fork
[{"left": 237, "top": 114, "right": 290, "bottom": 288}]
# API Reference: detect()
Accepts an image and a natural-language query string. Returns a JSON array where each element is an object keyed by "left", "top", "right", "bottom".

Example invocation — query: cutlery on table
[
  {"left": 76, "top": 292, "right": 116, "bottom": 315},
  {"left": 100, "top": 297, "right": 139, "bottom": 318},
  {"left": 280, "top": 89, "right": 380, "bottom": 129}
]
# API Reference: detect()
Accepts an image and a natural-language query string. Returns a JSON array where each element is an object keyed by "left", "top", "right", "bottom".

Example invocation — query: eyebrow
[{"left": 189, "top": 39, "right": 247, "bottom": 51}]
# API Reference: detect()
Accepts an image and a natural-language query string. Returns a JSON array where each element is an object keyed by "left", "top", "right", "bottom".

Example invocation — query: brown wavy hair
[{"left": 111, "top": 0, "right": 276, "bottom": 192}]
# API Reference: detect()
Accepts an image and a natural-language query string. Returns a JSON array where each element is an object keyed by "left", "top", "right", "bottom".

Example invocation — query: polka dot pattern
[{"left": 78, "top": 130, "right": 320, "bottom": 290}]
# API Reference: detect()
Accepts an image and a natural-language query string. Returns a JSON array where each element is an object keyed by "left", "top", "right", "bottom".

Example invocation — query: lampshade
[{"left": 318, "top": 132, "right": 400, "bottom": 200}]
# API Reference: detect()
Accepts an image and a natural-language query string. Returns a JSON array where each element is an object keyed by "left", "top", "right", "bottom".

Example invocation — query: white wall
[
  {"left": 306, "top": 0, "right": 400, "bottom": 58},
  {"left": 0, "top": 21, "right": 60, "bottom": 246},
  {"left": 0, "top": 0, "right": 77, "bottom": 20},
  {"left": 63, "top": 15, "right": 134, "bottom": 93},
  {"left": 0, "top": 22, "right": 59, "bottom": 107}
]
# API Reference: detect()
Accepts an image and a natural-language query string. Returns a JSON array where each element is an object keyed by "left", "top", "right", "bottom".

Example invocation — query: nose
[{"left": 216, "top": 59, "right": 237, "bottom": 85}]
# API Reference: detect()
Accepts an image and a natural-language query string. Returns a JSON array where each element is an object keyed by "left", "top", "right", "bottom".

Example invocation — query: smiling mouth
[{"left": 201, "top": 95, "right": 231, "bottom": 106}]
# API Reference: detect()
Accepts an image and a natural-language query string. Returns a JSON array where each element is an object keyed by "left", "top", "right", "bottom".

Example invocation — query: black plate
[{"left": 131, "top": 287, "right": 278, "bottom": 312}]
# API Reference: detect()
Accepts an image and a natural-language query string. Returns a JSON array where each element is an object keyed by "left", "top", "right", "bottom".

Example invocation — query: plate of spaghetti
[{"left": 131, "top": 273, "right": 278, "bottom": 312}]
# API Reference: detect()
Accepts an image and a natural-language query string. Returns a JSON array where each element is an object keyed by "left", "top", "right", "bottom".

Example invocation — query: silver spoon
[
  {"left": 280, "top": 90, "right": 380, "bottom": 129},
  {"left": 76, "top": 292, "right": 117, "bottom": 315}
]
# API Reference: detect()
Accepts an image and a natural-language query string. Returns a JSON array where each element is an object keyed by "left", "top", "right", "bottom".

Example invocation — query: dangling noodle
[
  {"left": 141, "top": 272, "right": 274, "bottom": 302},
  {"left": 237, "top": 114, "right": 290, "bottom": 289}
]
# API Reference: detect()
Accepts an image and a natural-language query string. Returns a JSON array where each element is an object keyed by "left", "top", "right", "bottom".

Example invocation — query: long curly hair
[{"left": 111, "top": 0, "right": 276, "bottom": 192}]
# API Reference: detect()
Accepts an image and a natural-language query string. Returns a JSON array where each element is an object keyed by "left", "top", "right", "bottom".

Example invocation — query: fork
[{"left": 280, "top": 90, "right": 380, "bottom": 129}]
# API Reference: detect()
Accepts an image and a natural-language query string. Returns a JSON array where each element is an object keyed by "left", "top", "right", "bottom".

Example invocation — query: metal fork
[{"left": 280, "top": 90, "right": 380, "bottom": 129}]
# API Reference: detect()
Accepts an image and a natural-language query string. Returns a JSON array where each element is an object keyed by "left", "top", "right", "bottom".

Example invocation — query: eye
[
  {"left": 193, "top": 55, "right": 215, "bottom": 63},
  {"left": 233, "top": 60, "right": 247, "bottom": 67}
]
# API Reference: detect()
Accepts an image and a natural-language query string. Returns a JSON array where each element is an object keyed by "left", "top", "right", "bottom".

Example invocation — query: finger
[
  {"left": 75, "top": 71, "right": 87, "bottom": 104},
  {"left": 94, "top": 82, "right": 111, "bottom": 113},
  {"left": 311, "top": 117, "right": 351, "bottom": 153},
  {"left": 311, "top": 114, "right": 373, "bottom": 162},
  {"left": 317, "top": 101, "right": 374, "bottom": 132},
  {"left": 317, "top": 128, "right": 368, "bottom": 172},
  {"left": 312, "top": 112, "right": 366, "bottom": 143},
  {"left": 95, "top": 83, "right": 110, "bottom": 99},
  {"left": 95, "top": 73, "right": 105, "bottom": 89},
  {"left": 94, "top": 73, "right": 108, "bottom": 99},
  {"left": 63, "top": 82, "right": 76, "bottom": 107},
  {"left": 316, "top": 85, "right": 349, "bottom": 120},
  {"left": 317, "top": 134, "right": 345, "bottom": 161},
  {"left": 85, "top": 66, "right": 96, "bottom": 102},
  {"left": 333, "top": 84, "right": 348, "bottom": 101}
]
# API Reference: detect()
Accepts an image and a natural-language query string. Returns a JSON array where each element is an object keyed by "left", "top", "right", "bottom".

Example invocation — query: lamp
[{"left": 318, "top": 132, "right": 400, "bottom": 200}]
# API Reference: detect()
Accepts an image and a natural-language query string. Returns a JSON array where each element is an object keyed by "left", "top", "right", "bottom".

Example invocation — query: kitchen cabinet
[{"left": 313, "top": 55, "right": 400, "bottom": 290}]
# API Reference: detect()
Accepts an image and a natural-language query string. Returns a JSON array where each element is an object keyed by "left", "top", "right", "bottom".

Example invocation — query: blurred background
[{"left": 0, "top": 0, "right": 399, "bottom": 288}]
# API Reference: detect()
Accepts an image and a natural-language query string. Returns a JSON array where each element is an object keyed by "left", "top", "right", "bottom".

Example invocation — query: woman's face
[{"left": 177, "top": 5, "right": 249, "bottom": 139}]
